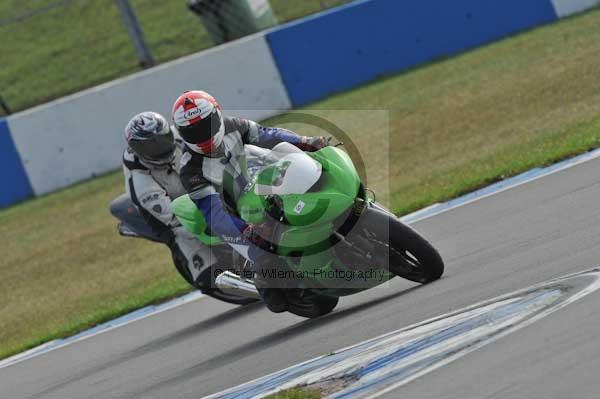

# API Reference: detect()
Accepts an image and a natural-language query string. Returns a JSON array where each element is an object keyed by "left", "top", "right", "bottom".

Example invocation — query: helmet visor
[
  {"left": 178, "top": 109, "right": 221, "bottom": 144},
  {"left": 130, "top": 133, "right": 175, "bottom": 164}
]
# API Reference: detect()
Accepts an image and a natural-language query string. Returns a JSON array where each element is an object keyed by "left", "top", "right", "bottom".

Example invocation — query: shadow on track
[
  {"left": 130, "top": 284, "right": 424, "bottom": 397},
  {"left": 29, "top": 301, "right": 265, "bottom": 399}
]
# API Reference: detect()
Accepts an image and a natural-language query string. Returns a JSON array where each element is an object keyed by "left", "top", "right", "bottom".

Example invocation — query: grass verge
[
  {"left": 2, "top": 7, "right": 600, "bottom": 359},
  {"left": 265, "top": 388, "right": 322, "bottom": 399}
]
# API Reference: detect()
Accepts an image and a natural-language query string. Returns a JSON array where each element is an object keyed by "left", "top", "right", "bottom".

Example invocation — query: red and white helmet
[{"left": 171, "top": 90, "right": 224, "bottom": 155}]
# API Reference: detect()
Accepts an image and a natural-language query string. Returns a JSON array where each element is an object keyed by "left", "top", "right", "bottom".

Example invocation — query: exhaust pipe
[{"left": 215, "top": 271, "right": 262, "bottom": 300}]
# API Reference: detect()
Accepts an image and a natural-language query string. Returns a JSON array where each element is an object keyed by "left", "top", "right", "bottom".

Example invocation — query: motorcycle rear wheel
[{"left": 286, "top": 290, "right": 339, "bottom": 318}]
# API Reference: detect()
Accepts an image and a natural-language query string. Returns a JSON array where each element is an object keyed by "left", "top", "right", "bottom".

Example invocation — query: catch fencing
[{"left": 0, "top": 0, "right": 345, "bottom": 117}]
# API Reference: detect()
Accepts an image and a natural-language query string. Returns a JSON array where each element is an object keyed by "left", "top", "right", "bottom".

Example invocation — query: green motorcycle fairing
[
  {"left": 171, "top": 146, "right": 394, "bottom": 293},
  {"left": 170, "top": 194, "right": 223, "bottom": 246}
]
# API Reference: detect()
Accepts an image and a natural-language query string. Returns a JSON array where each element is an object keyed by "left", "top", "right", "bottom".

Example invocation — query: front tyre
[
  {"left": 352, "top": 206, "right": 444, "bottom": 284},
  {"left": 386, "top": 217, "right": 444, "bottom": 283}
]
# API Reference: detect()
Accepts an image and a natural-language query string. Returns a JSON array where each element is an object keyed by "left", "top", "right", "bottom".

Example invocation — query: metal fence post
[
  {"left": 115, "top": 0, "right": 155, "bottom": 68},
  {"left": 0, "top": 95, "right": 11, "bottom": 115}
]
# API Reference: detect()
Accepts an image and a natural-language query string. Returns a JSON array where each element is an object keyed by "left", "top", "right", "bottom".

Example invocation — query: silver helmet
[{"left": 124, "top": 112, "right": 175, "bottom": 166}]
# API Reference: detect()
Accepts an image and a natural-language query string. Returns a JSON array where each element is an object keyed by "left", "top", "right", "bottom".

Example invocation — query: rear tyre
[{"left": 285, "top": 290, "right": 339, "bottom": 318}]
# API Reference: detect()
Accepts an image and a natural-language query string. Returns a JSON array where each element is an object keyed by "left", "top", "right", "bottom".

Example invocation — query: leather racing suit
[{"left": 122, "top": 135, "right": 216, "bottom": 288}]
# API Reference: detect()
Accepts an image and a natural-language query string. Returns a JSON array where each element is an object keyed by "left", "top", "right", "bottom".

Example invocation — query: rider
[
  {"left": 172, "top": 90, "right": 329, "bottom": 311},
  {"left": 122, "top": 111, "right": 215, "bottom": 290}
]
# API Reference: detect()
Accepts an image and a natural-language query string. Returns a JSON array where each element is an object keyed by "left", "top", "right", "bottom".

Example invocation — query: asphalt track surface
[{"left": 3, "top": 156, "right": 600, "bottom": 399}]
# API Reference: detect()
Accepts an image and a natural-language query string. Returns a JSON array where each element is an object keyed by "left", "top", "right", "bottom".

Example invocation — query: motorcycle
[
  {"left": 109, "top": 194, "right": 259, "bottom": 306},
  {"left": 171, "top": 142, "right": 444, "bottom": 318}
]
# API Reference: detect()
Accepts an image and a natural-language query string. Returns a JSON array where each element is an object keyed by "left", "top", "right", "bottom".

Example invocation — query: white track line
[{"left": 0, "top": 291, "right": 205, "bottom": 369}]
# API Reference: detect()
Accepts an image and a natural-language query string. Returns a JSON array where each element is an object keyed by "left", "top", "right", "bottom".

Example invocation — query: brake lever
[{"left": 327, "top": 136, "right": 344, "bottom": 147}]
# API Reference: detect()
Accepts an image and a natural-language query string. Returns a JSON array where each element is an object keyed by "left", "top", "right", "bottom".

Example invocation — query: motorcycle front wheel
[{"left": 351, "top": 206, "right": 444, "bottom": 284}]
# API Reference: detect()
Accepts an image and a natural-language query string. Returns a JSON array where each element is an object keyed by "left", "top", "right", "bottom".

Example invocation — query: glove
[
  {"left": 297, "top": 136, "right": 331, "bottom": 152},
  {"left": 242, "top": 222, "right": 274, "bottom": 250}
]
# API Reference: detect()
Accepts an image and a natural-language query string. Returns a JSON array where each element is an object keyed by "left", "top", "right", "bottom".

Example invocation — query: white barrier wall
[
  {"left": 551, "top": 0, "right": 600, "bottom": 17},
  {"left": 7, "top": 34, "right": 291, "bottom": 196}
]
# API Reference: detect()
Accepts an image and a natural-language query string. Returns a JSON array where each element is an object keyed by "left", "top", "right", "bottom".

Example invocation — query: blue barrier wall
[
  {"left": 267, "top": 0, "right": 558, "bottom": 106},
  {"left": 0, "top": 119, "right": 33, "bottom": 207}
]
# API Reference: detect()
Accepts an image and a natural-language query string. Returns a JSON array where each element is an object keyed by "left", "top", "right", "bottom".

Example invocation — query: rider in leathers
[
  {"left": 171, "top": 90, "right": 329, "bottom": 312},
  {"left": 122, "top": 111, "right": 215, "bottom": 289}
]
